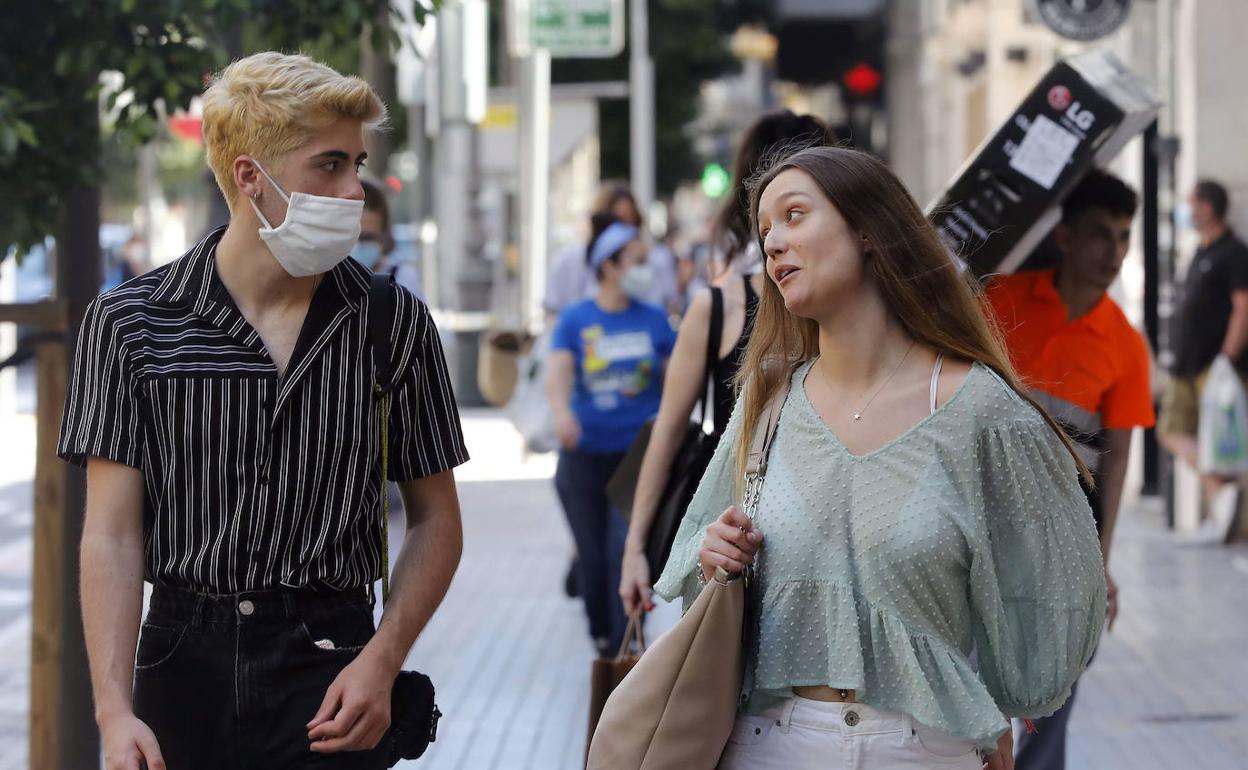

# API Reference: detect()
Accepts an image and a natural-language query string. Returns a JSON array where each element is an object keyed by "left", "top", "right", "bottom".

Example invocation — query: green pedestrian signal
[{"left": 701, "top": 162, "right": 730, "bottom": 199}]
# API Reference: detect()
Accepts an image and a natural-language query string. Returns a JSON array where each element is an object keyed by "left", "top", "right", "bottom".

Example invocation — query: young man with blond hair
[{"left": 60, "top": 52, "right": 468, "bottom": 769}]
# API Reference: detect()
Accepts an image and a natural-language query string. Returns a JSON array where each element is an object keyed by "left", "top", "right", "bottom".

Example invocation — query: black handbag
[
  {"left": 369, "top": 273, "right": 442, "bottom": 765},
  {"left": 606, "top": 287, "right": 724, "bottom": 576}
]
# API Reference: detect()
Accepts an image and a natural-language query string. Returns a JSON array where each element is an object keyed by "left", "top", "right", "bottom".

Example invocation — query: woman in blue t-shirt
[{"left": 547, "top": 220, "right": 677, "bottom": 655}]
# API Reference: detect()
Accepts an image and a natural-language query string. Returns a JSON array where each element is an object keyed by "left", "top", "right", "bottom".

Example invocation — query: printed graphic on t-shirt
[{"left": 580, "top": 325, "right": 657, "bottom": 409}]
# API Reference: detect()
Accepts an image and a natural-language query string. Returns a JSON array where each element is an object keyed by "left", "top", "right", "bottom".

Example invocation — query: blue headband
[{"left": 589, "top": 223, "right": 640, "bottom": 270}]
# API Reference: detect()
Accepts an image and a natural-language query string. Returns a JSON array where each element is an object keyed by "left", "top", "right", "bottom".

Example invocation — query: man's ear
[{"left": 234, "top": 156, "right": 262, "bottom": 202}]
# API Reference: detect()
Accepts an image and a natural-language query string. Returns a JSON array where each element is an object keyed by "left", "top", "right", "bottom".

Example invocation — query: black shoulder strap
[
  {"left": 702, "top": 287, "right": 724, "bottom": 427},
  {"left": 368, "top": 272, "right": 395, "bottom": 606},
  {"left": 369, "top": 273, "right": 394, "bottom": 396}
]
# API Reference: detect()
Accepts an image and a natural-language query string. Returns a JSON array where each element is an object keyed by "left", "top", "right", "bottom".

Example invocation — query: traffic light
[
  {"left": 701, "top": 162, "right": 731, "bottom": 199},
  {"left": 773, "top": 0, "right": 885, "bottom": 100}
]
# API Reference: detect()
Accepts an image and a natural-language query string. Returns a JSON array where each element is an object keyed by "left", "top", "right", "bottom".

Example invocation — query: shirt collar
[
  {"left": 1028, "top": 268, "right": 1115, "bottom": 336},
  {"left": 150, "top": 226, "right": 369, "bottom": 314}
]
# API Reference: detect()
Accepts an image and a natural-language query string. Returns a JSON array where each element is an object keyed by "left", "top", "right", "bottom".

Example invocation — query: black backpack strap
[
  {"left": 369, "top": 272, "right": 394, "bottom": 396},
  {"left": 702, "top": 287, "right": 724, "bottom": 428}
]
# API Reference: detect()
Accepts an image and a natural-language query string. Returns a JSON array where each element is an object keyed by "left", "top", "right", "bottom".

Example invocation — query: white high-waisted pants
[{"left": 717, "top": 697, "right": 984, "bottom": 770}]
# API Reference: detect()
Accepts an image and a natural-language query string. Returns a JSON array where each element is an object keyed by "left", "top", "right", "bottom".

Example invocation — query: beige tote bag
[{"left": 586, "top": 383, "right": 788, "bottom": 770}]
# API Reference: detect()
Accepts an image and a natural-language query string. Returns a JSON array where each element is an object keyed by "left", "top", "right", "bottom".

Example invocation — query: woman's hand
[
  {"left": 619, "top": 547, "right": 654, "bottom": 615},
  {"left": 698, "top": 506, "right": 763, "bottom": 582},
  {"left": 554, "top": 409, "right": 581, "bottom": 450},
  {"left": 982, "top": 726, "right": 1014, "bottom": 770}
]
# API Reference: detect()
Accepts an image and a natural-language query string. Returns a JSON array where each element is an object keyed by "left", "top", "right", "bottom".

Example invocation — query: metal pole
[
  {"left": 518, "top": 49, "right": 551, "bottom": 331},
  {"left": 629, "top": 0, "right": 655, "bottom": 218},
  {"left": 408, "top": 101, "right": 434, "bottom": 300},
  {"left": 435, "top": 0, "right": 490, "bottom": 405},
  {"left": 1142, "top": 119, "right": 1161, "bottom": 497}
]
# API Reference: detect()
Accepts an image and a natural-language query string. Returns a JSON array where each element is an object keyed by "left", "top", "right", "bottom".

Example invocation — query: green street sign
[{"left": 531, "top": 0, "right": 624, "bottom": 58}]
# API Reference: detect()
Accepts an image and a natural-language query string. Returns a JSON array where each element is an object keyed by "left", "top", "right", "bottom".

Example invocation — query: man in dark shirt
[
  {"left": 1159, "top": 179, "right": 1248, "bottom": 542},
  {"left": 61, "top": 53, "right": 468, "bottom": 769}
]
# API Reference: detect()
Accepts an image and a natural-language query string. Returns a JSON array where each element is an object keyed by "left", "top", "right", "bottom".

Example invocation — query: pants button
[
  {"left": 844, "top": 710, "right": 860, "bottom": 727},
  {"left": 239, "top": 599, "right": 255, "bottom": 616}
]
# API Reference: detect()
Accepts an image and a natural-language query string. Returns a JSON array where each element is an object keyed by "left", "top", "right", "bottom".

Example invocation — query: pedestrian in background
[
  {"left": 619, "top": 110, "right": 834, "bottom": 616},
  {"left": 544, "top": 208, "right": 630, "bottom": 600},
  {"left": 984, "top": 169, "right": 1153, "bottom": 769},
  {"left": 547, "top": 220, "right": 676, "bottom": 656},
  {"left": 545, "top": 209, "right": 620, "bottom": 320},
  {"left": 358, "top": 178, "right": 422, "bottom": 298},
  {"left": 545, "top": 182, "right": 681, "bottom": 317},
  {"left": 1159, "top": 180, "right": 1248, "bottom": 542},
  {"left": 656, "top": 147, "right": 1106, "bottom": 769}
]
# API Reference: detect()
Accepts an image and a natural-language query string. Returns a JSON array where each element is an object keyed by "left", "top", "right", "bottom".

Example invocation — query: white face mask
[
  {"left": 620, "top": 263, "right": 655, "bottom": 300},
  {"left": 248, "top": 160, "right": 363, "bottom": 277}
]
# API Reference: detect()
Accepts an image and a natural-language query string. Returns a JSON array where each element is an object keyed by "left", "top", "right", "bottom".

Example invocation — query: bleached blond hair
[{"left": 202, "top": 51, "right": 387, "bottom": 207}]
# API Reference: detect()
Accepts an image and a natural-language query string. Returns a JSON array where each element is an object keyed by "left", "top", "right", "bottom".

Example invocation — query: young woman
[
  {"left": 655, "top": 147, "right": 1107, "bottom": 769},
  {"left": 619, "top": 111, "right": 834, "bottom": 616},
  {"left": 547, "top": 221, "right": 677, "bottom": 655}
]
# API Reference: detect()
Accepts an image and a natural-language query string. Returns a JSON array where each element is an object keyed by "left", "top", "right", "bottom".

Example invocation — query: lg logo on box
[
  {"left": 1065, "top": 101, "right": 1096, "bottom": 131},
  {"left": 1047, "top": 85, "right": 1073, "bottom": 110},
  {"left": 1049, "top": 85, "right": 1096, "bottom": 130}
]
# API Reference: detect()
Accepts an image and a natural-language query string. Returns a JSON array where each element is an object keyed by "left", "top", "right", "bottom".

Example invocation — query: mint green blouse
[{"left": 654, "top": 360, "right": 1106, "bottom": 750}]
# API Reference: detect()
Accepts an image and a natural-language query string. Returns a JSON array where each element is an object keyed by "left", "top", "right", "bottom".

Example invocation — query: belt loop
[
  {"left": 903, "top": 711, "right": 915, "bottom": 738},
  {"left": 777, "top": 697, "right": 798, "bottom": 733},
  {"left": 283, "top": 591, "right": 297, "bottom": 620}
]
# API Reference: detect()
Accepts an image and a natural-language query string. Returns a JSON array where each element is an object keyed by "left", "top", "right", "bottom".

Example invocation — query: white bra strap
[{"left": 929, "top": 354, "right": 945, "bottom": 415}]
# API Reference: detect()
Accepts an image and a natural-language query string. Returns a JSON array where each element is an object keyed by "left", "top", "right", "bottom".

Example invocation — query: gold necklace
[{"left": 844, "top": 341, "right": 916, "bottom": 421}]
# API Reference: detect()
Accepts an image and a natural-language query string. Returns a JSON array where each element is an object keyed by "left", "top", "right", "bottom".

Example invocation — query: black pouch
[{"left": 386, "top": 670, "right": 441, "bottom": 765}]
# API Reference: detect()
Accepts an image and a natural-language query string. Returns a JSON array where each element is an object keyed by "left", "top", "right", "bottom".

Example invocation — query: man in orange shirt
[{"left": 985, "top": 169, "right": 1154, "bottom": 770}]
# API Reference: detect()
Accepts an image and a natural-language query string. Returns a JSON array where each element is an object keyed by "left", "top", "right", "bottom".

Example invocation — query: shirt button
[
  {"left": 844, "top": 710, "right": 860, "bottom": 727},
  {"left": 238, "top": 599, "right": 255, "bottom": 616},
  {"left": 258, "top": 475, "right": 270, "bottom": 485}
]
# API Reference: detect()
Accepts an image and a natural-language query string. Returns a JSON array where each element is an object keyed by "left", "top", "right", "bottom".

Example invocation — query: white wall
[{"left": 1178, "top": 0, "right": 1248, "bottom": 235}]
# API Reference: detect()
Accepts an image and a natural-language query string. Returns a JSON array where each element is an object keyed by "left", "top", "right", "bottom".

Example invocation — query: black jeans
[
  {"left": 133, "top": 584, "right": 387, "bottom": 769},
  {"left": 554, "top": 449, "right": 630, "bottom": 652}
]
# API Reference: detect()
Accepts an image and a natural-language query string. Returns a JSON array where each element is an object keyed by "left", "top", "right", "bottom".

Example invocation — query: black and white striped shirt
[{"left": 58, "top": 228, "right": 469, "bottom": 593}]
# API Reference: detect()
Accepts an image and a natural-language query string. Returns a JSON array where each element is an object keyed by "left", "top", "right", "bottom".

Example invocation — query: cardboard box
[{"left": 928, "top": 49, "right": 1160, "bottom": 277}]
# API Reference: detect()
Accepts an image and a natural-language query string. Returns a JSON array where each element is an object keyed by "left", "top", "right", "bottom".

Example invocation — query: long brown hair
[
  {"left": 712, "top": 110, "right": 836, "bottom": 269},
  {"left": 736, "top": 146, "right": 1091, "bottom": 485}
]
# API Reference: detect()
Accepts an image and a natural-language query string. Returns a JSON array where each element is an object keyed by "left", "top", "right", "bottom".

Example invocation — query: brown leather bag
[
  {"left": 587, "top": 614, "right": 647, "bottom": 761},
  {"left": 586, "top": 382, "right": 789, "bottom": 770}
]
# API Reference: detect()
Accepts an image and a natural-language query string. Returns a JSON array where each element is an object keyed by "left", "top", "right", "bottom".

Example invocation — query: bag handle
[
  {"left": 614, "top": 613, "right": 648, "bottom": 660},
  {"left": 369, "top": 273, "right": 395, "bottom": 605},
  {"left": 745, "top": 380, "right": 789, "bottom": 478},
  {"left": 743, "top": 376, "right": 791, "bottom": 518}
]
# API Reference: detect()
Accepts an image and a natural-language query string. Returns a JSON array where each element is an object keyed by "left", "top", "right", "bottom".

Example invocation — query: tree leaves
[{"left": 1, "top": 0, "right": 441, "bottom": 256}]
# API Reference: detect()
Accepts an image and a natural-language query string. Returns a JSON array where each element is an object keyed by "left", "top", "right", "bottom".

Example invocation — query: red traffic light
[{"left": 843, "top": 62, "right": 882, "bottom": 97}]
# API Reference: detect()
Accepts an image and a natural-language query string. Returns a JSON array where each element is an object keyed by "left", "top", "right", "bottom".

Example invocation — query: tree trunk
[
  {"left": 30, "top": 93, "right": 102, "bottom": 766},
  {"left": 362, "top": 5, "right": 399, "bottom": 178}
]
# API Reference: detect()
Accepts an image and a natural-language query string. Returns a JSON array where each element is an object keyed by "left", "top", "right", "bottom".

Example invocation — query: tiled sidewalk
[{"left": 1, "top": 410, "right": 1245, "bottom": 769}]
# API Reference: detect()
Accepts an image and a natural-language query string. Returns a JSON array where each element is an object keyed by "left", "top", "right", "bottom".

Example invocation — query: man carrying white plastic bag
[
  {"left": 1160, "top": 180, "right": 1248, "bottom": 546},
  {"left": 1189, "top": 355, "right": 1248, "bottom": 542}
]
